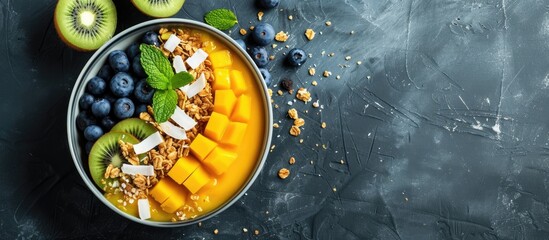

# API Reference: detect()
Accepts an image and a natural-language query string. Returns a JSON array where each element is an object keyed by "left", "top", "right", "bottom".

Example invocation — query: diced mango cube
[
  {"left": 189, "top": 134, "right": 217, "bottom": 161},
  {"left": 204, "top": 112, "right": 230, "bottom": 141},
  {"left": 231, "top": 94, "right": 251, "bottom": 123},
  {"left": 220, "top": 122, "right": 248, "bottom": 147},
  {"left": 214, "top": 89, "right": 237, "bottom": 116},
  {"left": 168, "top": 156, "right": 200, "bottom": 184},
  {"left": 160, "top": 189, "right": 187, "bottom": 213},
  {"left": 203, "top": 147, "right": 237, "bottom": 175},
  {"left": 230, "top": 70, "right": 247, "bottom": 96},
  {"left": 149, "top": 178, "right": 180, "bottom": 204},
  {"left": 213, "top": 69, "right": 231, "bottom": 90},
  {"left": 183, "top": 166, "right": 211, "bottom": 194},
  {"left": 210, "top": 50, "right": 232, "bottom": 69}
]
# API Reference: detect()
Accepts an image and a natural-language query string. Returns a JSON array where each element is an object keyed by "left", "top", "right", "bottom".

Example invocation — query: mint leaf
[
  {"left": 140, "top": 44, "right": 173, "bottom": 89},
  {"left": 204, "top": 9, "right": 238, "bottom": 31},
  {"left": 152, "top": 89, "right": 178, "bottom": 123},
  {"left": 171, "top": 72, "right": 194, "bottom": 89}
]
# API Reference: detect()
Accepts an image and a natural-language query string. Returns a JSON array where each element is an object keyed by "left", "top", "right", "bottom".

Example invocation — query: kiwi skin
[
  {"left": 54, "top": 0, "right": 117, "bottom": 51},
  {"left": 89, "top": 132, "right": 140, "bottom": 190},
  {"left": 131, "top": 0, "right": 185, "bottom": 18},
  {"left": 111, "top": 118, "right": 157, "bottom": 140}
]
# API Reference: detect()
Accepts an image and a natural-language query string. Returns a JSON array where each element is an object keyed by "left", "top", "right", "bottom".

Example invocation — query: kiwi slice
[
  {"left": 89, "top": 132, "right": 139, "bottom": 189},
  {"left": 54, "top": 0, "right": 117, "bottom": 51},
  {"left": 131, "top": 0, "right": 185, "bottom": 18},
  {"left": 111, "top": 118, "right": 157, "bottom": 140}
]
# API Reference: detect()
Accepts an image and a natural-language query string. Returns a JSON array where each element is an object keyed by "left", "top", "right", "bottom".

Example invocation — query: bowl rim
[{"left": 66, "top": 18, "right": 273, "bottom": 227}]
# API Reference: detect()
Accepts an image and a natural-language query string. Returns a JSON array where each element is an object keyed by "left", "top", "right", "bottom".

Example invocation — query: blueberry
[
  {"left": 286, "top": 48, "right": 307, "bottom": 66},
  {"left": 134, "top": 79, "right": 155, "bottom": 104},
  {"left": 251, "top": 23, "right": 275, "bottom": 46},
  {"left": 76, "top": 111, "right": 97, "bottom": 131},
  {"left": 250, "top": 46, "right": 269, "bottom": 67},
  {"left": 85, "top": 141, "right": 94, "bottom": 154},
  {"left": 257, "top": 0, "right": 279, "bottom": 9},
  {"left": 79, "top": 93, "right": 95, "bottom": 110},
  {"left": 142, "top": 31, "right": 160, "bottom": 47},
  {"left": 100, "top": 116, "right": 116, "bottom": 131},
  {"left": 258, "top": 68, "right": 272, "bottom": 86},
  {"left": 91, "top": 98, "right": 111, "bottom": 118},
  {"left": 134, "top": 104, "right": 148, "bottom": 117},
  {"left": 97, "top": 64, "right": 113, "bottom": 81},
  {"left": 84, "top": 125, "right": 103, "bottom": 142},
  {"left": 108, "top": 50, "right": 130, "bottom": 73},
  {"left": 234, "top": 39, "right": 246, "bottom": 50},
  {"left": 110, "top": 72, "right": 135, "bottom": 97},
  {"left": 86, "top": 76, "right": 107, "bottom": 96},
  {"left": 132, "top": 55, "right": 147, "bottom": 78},
  {"left": 126, "top": 42, "right": 140, "bottom": 60},
  {"left": 113, "top": 98, "right": 135, "bottom": 119}
]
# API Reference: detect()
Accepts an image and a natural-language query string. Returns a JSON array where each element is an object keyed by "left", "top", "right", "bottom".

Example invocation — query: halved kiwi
[
  {"left": 54, "top": 0, "right": 117, "bottom": 51},
  {"left": 111, "top": 118, "right": 157, "bottom": 140},
  {"left": 131, "top": 0, "right": 185, "bottom": 18},
  {"left": 89, "top": 132, "right": 138, "bottom": 189}
]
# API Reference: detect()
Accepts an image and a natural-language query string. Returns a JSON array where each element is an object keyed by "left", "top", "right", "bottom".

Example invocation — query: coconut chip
[
  {"left": 173, "top": 55, "right": 187, "bottom": 73},
  {"left": 164, "top": 34, "right": 181, "bottom": 52},
  {"left": 121, "top": 164, "right": 155, "bottom": 176},
  {"left": 133, "top": 132, "right": 164, "bottom": 155},
  {"left": 186, "top": 49, "right": 208, "bottom": 69},
  {"left": 171, "top": 106, "right": 197, "bottom": 130},
  {"left": 138, "top": 198, "right": 151, "bottom": 220}
]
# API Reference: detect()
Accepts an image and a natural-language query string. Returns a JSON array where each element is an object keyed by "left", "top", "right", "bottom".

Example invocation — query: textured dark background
[{"left": 2, "top": 0, "right": 549, "bottom": 239}]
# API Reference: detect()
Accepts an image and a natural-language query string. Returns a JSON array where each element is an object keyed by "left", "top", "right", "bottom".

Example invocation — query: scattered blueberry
[
  {"left": 126, "top": 42, "right": 140, "bottom": 60},
  {"left": 134, "top": 104, "right": 148, "bottom": 117},
  {"left": 76, "top": 111, "right": 97, "bottom": 131},
  {"left": 251, "top": 23, "right": 275, "bottom": 46},
  {"left": 250, "top": 46, "right": 269, "bottom": 67},
  {"left": 258, "top": 0, "right": 279, "bottom": 9},
  {"left": 134, "top": 79, "right": 155, "bottom": 104},
  {"left": 132, "top": 55, "right": 147, "bottom": 78},
  {"left": 100, "top": 116, "right": 116, "bottom": 131},
  {"left": 91, "top": 98, "right": 111, "bottom": 118},
  {"left": 86, "top": 77, "right": 107, "bottom": 96},
  {"left": 79, "top": 93, "right": 95, "bottom": 110},
  {"left": 142, "top": 31, "right": 160, "bottom": 47},
  {"left": 234, "top": 39, "right": 246, "bottom": 50},
  {"left": 97, "top": 64, "right": 113, "bottom": 81},
  {"left": 84, "top": 125, "right": 104, "bottom": 142},
  {"left": 108, "top": 50, "right": 130, "bottom": 73},
  {"left": 258, "top": 68, "right": 272, "bottom": 86},
  {"left": 110, "top": 72, "right": 135, "bottom": 97},
  {"left": 85, "top": 141, "right": 94, "bottom": 154},
  {"left": 286, "top": 48, "right": 307, "bottom": 66},
  {"left": 113, "top": 98, "right": 135, "bottom": 119}
]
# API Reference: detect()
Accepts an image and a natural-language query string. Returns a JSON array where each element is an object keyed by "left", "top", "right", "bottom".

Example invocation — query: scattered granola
[
  {"left": 305, "top": 29, "right": 315, "bottom": 41},
  {"left": 214, "top": 229, "right": 219, "bottom": 235},
  {"left": 272, "top": 43, "right": 278, "bottom": 48},
  {"left": 239, "top": 28, "right": 247, "bottom": 35},
  {"left": 275, "top": 31, "right": 289, "bottom": 42},
  {"left": 294, "top": 118, "right": 305, "bottom": 127},
  {"left": 243, "top": 228, "right": 249, "bottom": 233},
  {"left": 321, "top": 122, "right": 327, "bottom": 128},
  {"left": 308, "top": 67, "right": 316, "bottom": 76},
  {"left": 357, "top": 61, "right": 362, "bottom": 65},
  {"left": 289, "top": 157, "right": 296, "bottom": 165},
  {"left": 325, "top": 21, "right": 332, "bottom": 26},
  {"left": 288, "top": 15, "right": 293, "bottom": 20},
  {"left": 311, "top": 81, "right": 318, "bottom": 86},
  {"left": 273, "top": 123, "right": 280, "bottom": 128},
  {"left": 336, "top": 75, "right": 341, "bottom": 80},
  {"left": 254, "top": 229, "right": 260, "bottom": 235},
  {"left": 312, "top": 100, "right": 320, "bottom": 108},
  {"left": 287, "top": 108, "right": 299, "bottom": 119},
  {"left": 296, "top": 88, "right": 312, "bottom": 103},
  {"left": 323, "top": 71, "right": 332, "bottom": 78},
  {"left": 269, "top": 55, "right": 275, "bottom": 60},
  {"left": 278, "top": 168, "right": 290, "bottom": 179},
  {"left": 257, "top": 11, "right": 264, "bottom": 21},
  {"left": 277, "top": 90, "right": 283, "bottom": 96},
  {"left": 289, "top": 125, "right": 301, "bottom": 136},
  {"left": 345, "top": 56, "right": 352, "bottom": 61}
]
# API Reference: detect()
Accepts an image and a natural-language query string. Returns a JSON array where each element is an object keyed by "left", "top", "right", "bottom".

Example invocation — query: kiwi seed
[
  {"left": 131, "top": 0, "right": 185, "bottom": 18},
  {"left": 54, "top": 0, "right": 117, "bottom": 51}
]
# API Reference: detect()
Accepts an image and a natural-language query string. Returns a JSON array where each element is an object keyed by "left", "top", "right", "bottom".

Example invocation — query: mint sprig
[
  {"left": 139, "top": 44, "right": 194, "bottom": 123},
  {"left": 204, "top": 8, "right": 238, "bottom": 31}
]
